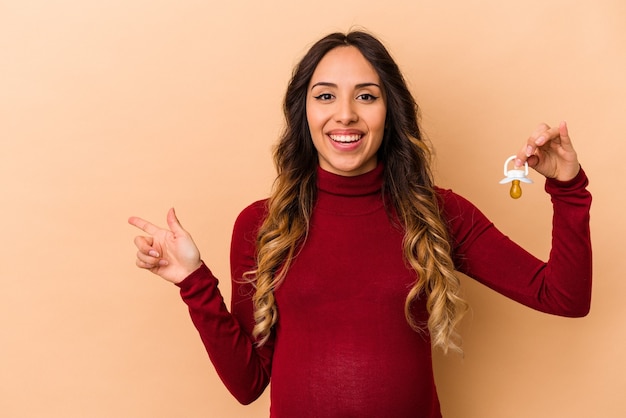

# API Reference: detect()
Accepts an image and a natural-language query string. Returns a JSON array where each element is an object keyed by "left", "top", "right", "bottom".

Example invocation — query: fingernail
[
  {"left": 159, "top": 259, "right": 169, "bottom": 266},
  {"left": 535, "top": 136, "right": 546, "bottom": 146},
  {"left": 149, "top": 250, "right": 159, "bottom": 257},
  {"left": 525, "top": 145, "right": 533, "bottom": 157},
  {"left": 514, "top": 158, "right": 523, "bottom": 168}
]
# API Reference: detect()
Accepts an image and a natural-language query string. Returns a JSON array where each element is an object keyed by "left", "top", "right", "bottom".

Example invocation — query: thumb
[
  {"left": 166, "top": 207, "right": 186, "bottom": 234},
  {"left": 558, "top": 121, "right": 573, "bottom": 148}
]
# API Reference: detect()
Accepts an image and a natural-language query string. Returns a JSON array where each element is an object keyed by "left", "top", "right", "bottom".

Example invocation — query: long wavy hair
[{"left": 248, "top": 31, "right": 468, "bottom": 354}]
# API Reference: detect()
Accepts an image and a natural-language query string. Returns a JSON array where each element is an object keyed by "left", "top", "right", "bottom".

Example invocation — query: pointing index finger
[{"left": 128, "top": 216, "right": 161, "bottom": 235}]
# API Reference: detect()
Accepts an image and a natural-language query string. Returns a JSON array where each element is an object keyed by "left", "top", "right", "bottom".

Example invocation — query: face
[{"left": 306, "top": 46, "right": 386, "bottom": 177}]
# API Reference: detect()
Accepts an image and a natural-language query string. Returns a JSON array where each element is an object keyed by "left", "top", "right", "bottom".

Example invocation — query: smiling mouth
[{"left": 329, "top": 134, "right": 362, "bottom": 143}]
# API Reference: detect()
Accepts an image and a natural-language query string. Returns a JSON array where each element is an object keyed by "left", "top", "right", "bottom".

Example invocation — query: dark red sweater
[{"left": 178, "top": 163, "right": 592, "bottom": 417}]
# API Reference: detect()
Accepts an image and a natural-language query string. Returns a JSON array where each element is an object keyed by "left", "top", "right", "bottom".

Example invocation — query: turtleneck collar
[{"left": 315, "top": 163, "right": 385, "bottom": 215}]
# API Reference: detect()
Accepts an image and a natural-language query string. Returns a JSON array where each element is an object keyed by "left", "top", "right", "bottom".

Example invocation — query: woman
[{"left": 129, "top": 31, "right": 591, "bottom": 417}]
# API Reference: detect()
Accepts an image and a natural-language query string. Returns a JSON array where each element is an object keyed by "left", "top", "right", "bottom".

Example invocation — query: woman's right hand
[{"left": 128, "top": 208, "right": 202, "bottom": 284}]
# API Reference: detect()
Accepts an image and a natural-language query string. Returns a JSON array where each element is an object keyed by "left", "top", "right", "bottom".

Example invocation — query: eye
[
  {"left": 357, "top": 93, "right": 379, "bottom": 102},
  {"left": 313, "top": 93, "right": 334, "bottom": 101}
]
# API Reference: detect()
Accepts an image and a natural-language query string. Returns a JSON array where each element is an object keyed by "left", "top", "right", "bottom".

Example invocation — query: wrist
[
  {"left": 175, "top": 262, "right": 210, "bottom": 289},
  {"left": 554, "top": 163, "right": 581, "bottom": 182},
  {"left": 174, "top": 261, "right": 204, "bottom": 284}
]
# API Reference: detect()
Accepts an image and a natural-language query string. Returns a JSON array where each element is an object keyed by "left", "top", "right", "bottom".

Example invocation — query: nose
[{"left": 334, "top": 98, "right": 358, "bottom": 124}]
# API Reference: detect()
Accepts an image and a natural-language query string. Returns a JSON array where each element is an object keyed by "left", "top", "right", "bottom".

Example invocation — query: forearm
[
  {"left": 177, "top": 263, "right": 272, "bottom": 404},
  {"left": 540, "top": 167, "right": 592, "bottom": 316},
  {"left": 447, "top": 168, "right": 592, "bottom": 316}
]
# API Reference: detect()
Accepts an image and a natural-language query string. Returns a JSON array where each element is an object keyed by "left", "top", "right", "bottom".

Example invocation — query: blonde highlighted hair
[{"left": 247, "top": 31, "right": 468, "bottom": 354}]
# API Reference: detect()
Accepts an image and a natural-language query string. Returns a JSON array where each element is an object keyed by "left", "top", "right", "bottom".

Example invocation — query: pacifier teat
[{"left": 499, "top": 155, "right": 533, "bottom": 199}]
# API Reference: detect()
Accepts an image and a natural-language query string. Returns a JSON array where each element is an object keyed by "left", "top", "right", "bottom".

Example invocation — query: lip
[
  {"left": 326, "top": 131, "right": 365, "bottom": 151},
  {"left": 327, "top": 129, "right": 364, "bottom": 136},
  {"left": 327, "top": 129, "right": 365, "bottom": 143},
  {"left": 329, "top": 133, "right": 362, "bottom": 143}
]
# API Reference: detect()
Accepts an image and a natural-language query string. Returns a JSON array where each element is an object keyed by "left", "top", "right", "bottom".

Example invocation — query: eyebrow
[{"left": 310, "top": 82, "right": 382, "bottom": 90}]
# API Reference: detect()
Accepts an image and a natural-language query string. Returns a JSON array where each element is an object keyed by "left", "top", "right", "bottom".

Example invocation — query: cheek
[
  {"left": 306, "top": 107, "right": 328, "bottom": 135},
  {"left": 305, "top": 101, "right": 317, "bottom": 129},
  {"left": 305, "top": 108, "right": 322, "bottom": 146},
  {"left": 370, "top": 110, "right": 387, "bottom": 135},
  {"left": 365, "top": 102, "right": 386, "bottom": 125}
]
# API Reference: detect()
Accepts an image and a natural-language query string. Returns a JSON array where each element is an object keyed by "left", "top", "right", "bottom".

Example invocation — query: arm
[
  {"left": 442, "top": 122, "right": 592, "bottom": 316},
  {"left": 177, "top": 200, "right": 273, "bottom": 404},
  {"left": 442, "top": 169, "right": 592, "bottom": 316},
  {"left": 129, "top": 206, "right": 273, "bottom": 404}
]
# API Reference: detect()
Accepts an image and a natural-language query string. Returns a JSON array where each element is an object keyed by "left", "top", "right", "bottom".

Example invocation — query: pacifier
[{"left": 499, "top": 155, "right": 532, "bottom": 199}]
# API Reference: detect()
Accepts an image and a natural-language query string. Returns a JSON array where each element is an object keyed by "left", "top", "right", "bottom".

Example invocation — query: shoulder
[
  {"left": 434, "top": 186, "right": 479, "bottom": 218},
  {"left": 232, "top": 199, "right": 269, "bottom": 242},
  {"left": 236, "top": 199, "right": 269, "bottom": 223},
  {"left": 433, "top": 186, "right": 493, "bottom": 243}
]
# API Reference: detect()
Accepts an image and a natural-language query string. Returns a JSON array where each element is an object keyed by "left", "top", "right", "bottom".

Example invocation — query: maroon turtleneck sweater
[{"left": 177, "top": 164, "right": 592, "bottom": 417}]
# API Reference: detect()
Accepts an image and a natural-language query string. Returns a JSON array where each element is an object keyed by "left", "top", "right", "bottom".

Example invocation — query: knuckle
[{"left": 537, "top": 122, "right": 550, "bottom": 130}]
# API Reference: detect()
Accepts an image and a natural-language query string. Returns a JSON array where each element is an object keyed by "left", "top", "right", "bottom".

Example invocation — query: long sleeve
[
  {"left": 441, "top": 168, "right": 592, "bottom": 316},
  {"left": 176, "top": 200, "right": 273, "bottom": 404}
]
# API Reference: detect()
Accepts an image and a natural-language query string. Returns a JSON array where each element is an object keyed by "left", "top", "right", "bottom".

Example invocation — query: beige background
[{"left": 1, "top": 0, "right": 625, "bottom": 417}]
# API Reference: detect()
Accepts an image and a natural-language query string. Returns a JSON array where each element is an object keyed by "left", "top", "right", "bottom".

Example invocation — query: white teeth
[{"left": 329, "top": 134, "right": 361, "bottom": 143}]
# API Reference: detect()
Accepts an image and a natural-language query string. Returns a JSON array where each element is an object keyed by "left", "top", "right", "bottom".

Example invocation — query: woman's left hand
[{"left": 515, "top": 121, "right": 580, "bottom": 182}]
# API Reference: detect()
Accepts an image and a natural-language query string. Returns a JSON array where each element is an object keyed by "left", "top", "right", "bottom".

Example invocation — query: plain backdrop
[{"left": 1, "top": 0, "right": 625, "bottom": 417}]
